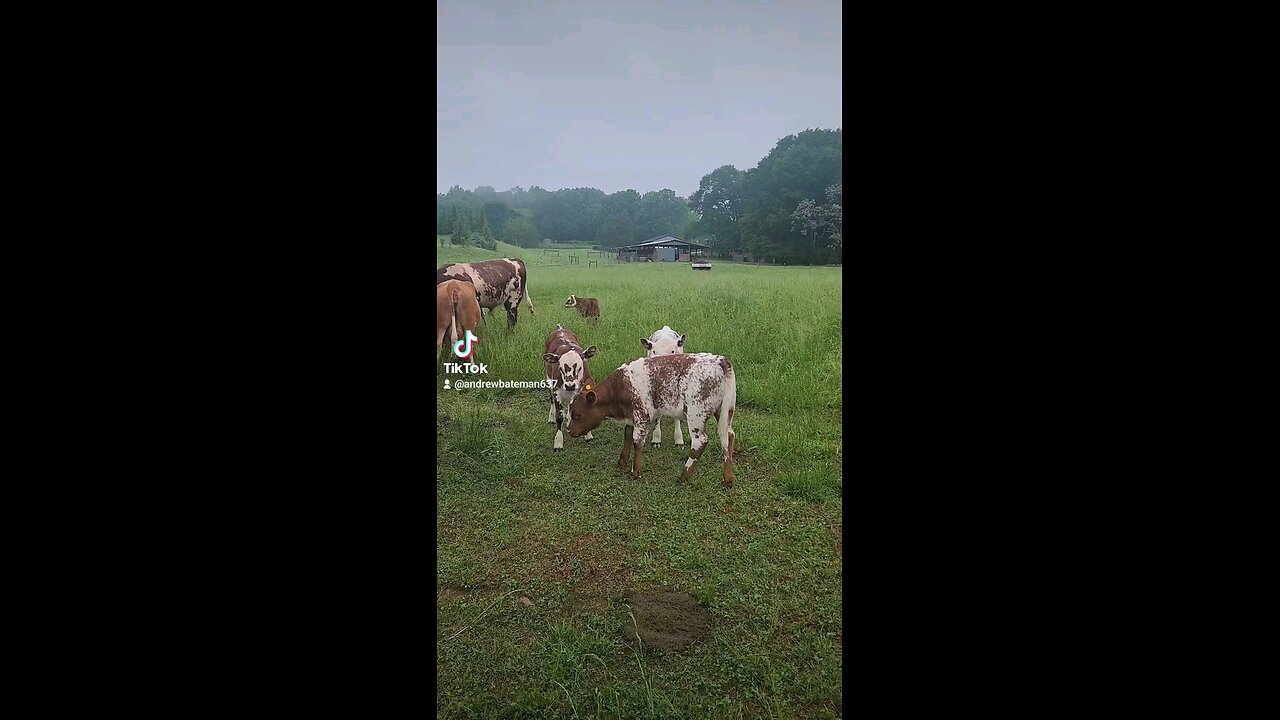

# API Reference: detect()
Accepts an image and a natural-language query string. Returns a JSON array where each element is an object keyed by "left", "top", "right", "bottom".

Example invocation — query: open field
[{"left": 437, "top": 245, "right": 843, "bottom": 718}]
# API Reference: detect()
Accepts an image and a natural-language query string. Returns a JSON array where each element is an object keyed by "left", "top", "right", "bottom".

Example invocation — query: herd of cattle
[{"left": 437, "top": 257, "right": 737, "bottom": 488}]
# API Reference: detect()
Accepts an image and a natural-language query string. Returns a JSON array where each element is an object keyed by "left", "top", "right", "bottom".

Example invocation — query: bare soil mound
[{"left": 622, "top": 591, "right": 712, "bottom": 651}]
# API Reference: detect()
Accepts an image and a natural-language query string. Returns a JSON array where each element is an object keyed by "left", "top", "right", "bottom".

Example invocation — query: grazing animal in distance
[
  {"left": 640, "top": 326, "right": 687, "bottom": 448},
  {"left": 543, "top": 324, "right": 597, "bottom": 450},
  {"left": 564, "top": 294, "right": 600, "bottom": 322},
  {"left": 436, "top": 279, "right": 482, "bottom": 359},
  {"left": 436, "top": 258, "right": 534, "bottom": 330},
  {"left": 567, "top": 353, "right": 737, "bottom": 488}
]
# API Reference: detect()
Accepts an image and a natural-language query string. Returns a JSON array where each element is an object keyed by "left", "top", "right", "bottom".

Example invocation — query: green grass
[{"left": 437, "top": 254, "right": 843, "bottom": 719}]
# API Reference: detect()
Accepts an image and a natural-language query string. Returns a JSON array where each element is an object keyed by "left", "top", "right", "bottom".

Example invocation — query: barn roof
[{"left": 618, "top": 235, "right": 711, "bottom": 250}]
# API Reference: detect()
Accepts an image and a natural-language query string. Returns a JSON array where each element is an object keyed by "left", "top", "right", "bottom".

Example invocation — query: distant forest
[{"left": 437, "top": 128, "right": 841, "bottom": 264}]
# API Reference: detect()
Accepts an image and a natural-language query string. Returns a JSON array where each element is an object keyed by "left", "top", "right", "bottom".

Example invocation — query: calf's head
[
  {"left": 641, "top": 328, "right": 686, "bottom": 357},
  {"left": 567, "top": 389, "right": 609, "bottom": 437},
  {"left": 543, "top": 346, "right": 596, "bottom": 393},
  {"left": 564, "top": 294, "right": 578, "bottom": 308}
]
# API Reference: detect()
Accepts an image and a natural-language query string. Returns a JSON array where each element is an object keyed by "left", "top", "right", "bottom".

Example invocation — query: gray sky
[{"left": 437, "top": 0, "right": 841, "bottom": 199}]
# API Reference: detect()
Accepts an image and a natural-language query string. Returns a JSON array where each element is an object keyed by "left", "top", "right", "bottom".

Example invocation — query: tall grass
[{"left": 438, "top": 262, "right": 843, "bottom": 415}]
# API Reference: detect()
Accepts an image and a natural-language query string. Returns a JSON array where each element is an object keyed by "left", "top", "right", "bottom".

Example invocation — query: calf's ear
[
  {"left": 641, "top": 339, "right": 653, "bottom": 350},
  {"left": 678, "top": 334, "right": 686, "bottom": 347},
  {"left": 583, "top": 345, "right": 597, "bottom": 359},
  {"left": 543, "top": 352, "right": 558, "bottom": 364}
]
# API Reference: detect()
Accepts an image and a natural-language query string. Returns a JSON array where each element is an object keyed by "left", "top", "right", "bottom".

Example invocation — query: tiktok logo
[{"left": 453, "top": 329, "right": 478, "bottom": 359}]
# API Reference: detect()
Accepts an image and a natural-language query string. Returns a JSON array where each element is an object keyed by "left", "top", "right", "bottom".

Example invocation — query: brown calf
[
  {"left": 542, "top": 324, "right": 598, "bottom": 450},
  {"left": 564, "top": 294, "right": 600, "bottom": 322},
  {"left": 436, "top": 279, "right": 482, "bottom": 359},
  {"left": 567, "top": 353, "right": 737, "bottom": 488}
]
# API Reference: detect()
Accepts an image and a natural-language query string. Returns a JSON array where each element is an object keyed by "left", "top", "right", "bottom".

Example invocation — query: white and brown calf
[
  {"left": 564, "top": 294, "right": 600, "bottom": 322},
  {"left": 640, "top": 325, "right": 687, "bottom": 448},
  {"left": 566, "top": 353, "right": 737, "bottom": 487},
  {"left": 436, "top": 258, "right": 535, "bottom": 330},
  {"left": 543, "top": 324, "right": 597, "bottom": 450}
]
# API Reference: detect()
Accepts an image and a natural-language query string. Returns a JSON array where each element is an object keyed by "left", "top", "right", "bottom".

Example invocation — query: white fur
[{"left": 642, "top": 326, "right": 687, "bottom": 446}]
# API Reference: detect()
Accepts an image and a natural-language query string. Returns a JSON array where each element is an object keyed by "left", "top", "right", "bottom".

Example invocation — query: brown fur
[
  {"left": 436, "top": 279, "right": 482, "bottom": 359},
  {"left": 565, "top": 295, "right": 601, "bottom": 321}
]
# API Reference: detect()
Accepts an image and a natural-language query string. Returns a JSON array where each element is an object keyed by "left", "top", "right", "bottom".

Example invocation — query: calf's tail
[
  {"left": 718, "top": 365, "right": 737, "bottom": 451},
  {"left": 449, "top": 287, "right": 460, "bottom": 349}
]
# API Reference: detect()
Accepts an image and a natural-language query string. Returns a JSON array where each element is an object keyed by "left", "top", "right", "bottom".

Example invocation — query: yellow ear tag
[{"left": 585, "top": 384, "right": 592, "bottom": 391}]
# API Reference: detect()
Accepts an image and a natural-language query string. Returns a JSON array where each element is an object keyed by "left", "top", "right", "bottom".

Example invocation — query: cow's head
[
  {"left": 641, "top": 328, "right": 686, "bottom": 357},
  {"left": 543, "top": 345, "right": 596, "bottom": 392},
  {"left": 564, "top": 294, "right": 578, "bottom": 307},
  {"left": 567, "top": 388, "right": 609, "bottom": 437}
]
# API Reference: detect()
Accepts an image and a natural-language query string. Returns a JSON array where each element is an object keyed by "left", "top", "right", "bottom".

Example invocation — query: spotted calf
[
  {"left": 564, "top": 295, "right": 600, "bottom": 322},
  {"left": 640, "top": 326, "right": 687, "bottom": 448},
  {"left": 543, "top": 324, "right": 597, "bottom": 450},
  {"left": 437, "top": 258, "right": 534, "bottom": 330},
  {"left": 567, "top": 353, "right": 737, "bottom": 488}
]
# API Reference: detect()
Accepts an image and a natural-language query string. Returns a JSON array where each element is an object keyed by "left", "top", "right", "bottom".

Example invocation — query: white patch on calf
[
  {"left": 558, "top": 350, "right": 586, "bottom": 393},
  {"left": 685, "top": 457, "right": 695, "bottom": 468}
]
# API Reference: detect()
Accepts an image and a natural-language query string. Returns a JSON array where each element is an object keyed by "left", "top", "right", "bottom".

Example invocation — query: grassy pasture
[{"left": 437, "top": 244, "right": 843, "bottom": 719}]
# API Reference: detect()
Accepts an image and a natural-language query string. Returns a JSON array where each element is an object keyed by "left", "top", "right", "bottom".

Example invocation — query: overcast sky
[{"left": 437, "top": 0, "right": 841, "bottom": 199}]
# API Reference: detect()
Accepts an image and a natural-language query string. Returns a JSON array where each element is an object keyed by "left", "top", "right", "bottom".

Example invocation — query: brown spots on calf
[
  {"left": 470, "top": 260, "right": 511, "bottom": 289},
  {"left": 718, "top": 357, "right": 733, "bottom": 373}
]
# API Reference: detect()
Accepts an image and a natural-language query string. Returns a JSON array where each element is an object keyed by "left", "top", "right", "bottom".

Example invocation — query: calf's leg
[
  {"left": 617, "top": 425, "right": 634, "bottom": 469},
  {"left": 553, "top": 400, "right": 565, "bottom": 450},
  {"left": 631, "top": 424, "right": 648, "bottom": 480},
  {"left": 506, "top": 299, "right": 518, "bottom": 330},
  {"left": 673, "top": 418, "right": 685, "bottom": 446},
  {"left": 680, "top": 415, "right": 709, "bottom": 481},
  {"left": 653, "top": 418, "right": 663, "bottom": 447}
]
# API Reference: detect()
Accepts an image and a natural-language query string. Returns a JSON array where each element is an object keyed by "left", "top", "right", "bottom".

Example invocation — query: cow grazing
[
  {"left": 640, "top": 326, "right": 687, "bottom": 448},
  {"left": 436, "top": 279, "right": 482, "bottom": 359},
  {"left": 543, "top": 324, "right": 597, "bottom": 450},
  {"left": 564, "top": 294, "right": 600, "bottom": 322},
  {"left": 436, "top": 258, "right": 534, "bottom": 330},
  {"left": 566, "top": 353, "right": 737, "bottom": 488}
]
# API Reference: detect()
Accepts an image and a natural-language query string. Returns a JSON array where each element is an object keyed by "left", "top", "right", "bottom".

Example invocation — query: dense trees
[
  {"left": 436, "top": 128, "right": 840, "bottom": 263},
  {"left": 691, "top": 128, "right": 842, "bottom": 264}
]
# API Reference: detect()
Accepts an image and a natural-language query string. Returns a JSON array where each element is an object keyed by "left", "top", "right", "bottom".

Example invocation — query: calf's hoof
[
  {"left": 722, "top": 477, "right": 734, "bottom": 489},
  {"left": 631, "top": 473, "right": 643, "bottom": 481},
  {"left": 553, "top": 447, "right": 563, "bottom": 452},
  {"left": 651, "top": 442, "right": 661, "bottom": 448}
]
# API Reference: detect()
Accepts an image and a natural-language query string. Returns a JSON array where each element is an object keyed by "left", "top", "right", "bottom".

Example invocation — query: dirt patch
[
  {"left": 622, "top": 591, "right": 712, "bottom": 651},
  {"left": 437, "top": 583, "right": 500, "bottom": 604},
  {"left": 503, "top": 476, "right": 525, "bottom": 489},
  {"left": 438, "top": 585, "right": 468, "bottom": 603}
]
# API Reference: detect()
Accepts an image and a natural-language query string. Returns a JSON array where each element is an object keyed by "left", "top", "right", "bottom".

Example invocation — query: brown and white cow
[
  {"left": 436, "top": 279, "right": 483, "bottom": 359},
  {"left": 564, "top": 294, "right": 600, "bottom": 322},
  {"left": 543, "top": 324, "right": 597, "bottom": 450},
  {"left": 640, "top": 325, "right": 687, "bottom": 448},
  {"left": 566, "top": 353, "right": 737, "bottom": 487},
  {"left": 436, "top": 258, "right": 534, "bottom": 330}
]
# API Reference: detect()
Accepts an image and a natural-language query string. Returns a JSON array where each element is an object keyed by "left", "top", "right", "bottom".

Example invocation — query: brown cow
[
  {"left": 543, "top": 324, "right": 597, "bottom": 450},
  {"left": 436, "top": 258, "right": 534, "bottom": 330},
  {"left": 436, "top": 279, "right": 482, "bottom": 360},
  {"left": 566, "top": 353, "right": 737, "bottom": 488},
  {"left": 564, "top": 294, "right": 600, "bottom": 322}
]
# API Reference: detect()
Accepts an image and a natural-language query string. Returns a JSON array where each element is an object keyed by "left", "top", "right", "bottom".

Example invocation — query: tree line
[
  {"left": 436, "top": 185, "right": 697, "bottom": 251},
  {"left": 436, "top": 127, "right": 841, "bottom": 264}
]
